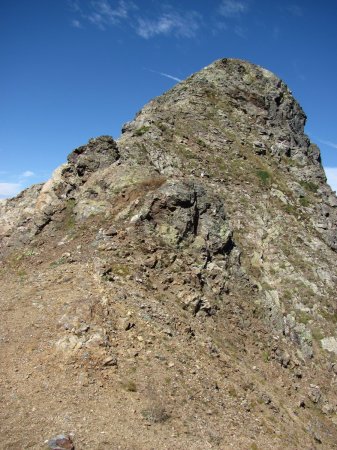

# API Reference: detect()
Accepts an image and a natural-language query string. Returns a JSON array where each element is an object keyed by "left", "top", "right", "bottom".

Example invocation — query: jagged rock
[
  {"left": 321, "top": 337, "right": 337, "bottom": 355},
  {"left": 67, "top": 136, "right": 119, "bottom": 178},
  {"left": 308, "top": 385, "right": 322, "bottom": 404},
  {"left": 1, "top": 58, "right": 337, "bottom": 450}
]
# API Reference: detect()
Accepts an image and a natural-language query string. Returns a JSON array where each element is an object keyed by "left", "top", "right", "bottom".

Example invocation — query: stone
[
  {"left": 328, "top": 195, "right": 337, "bottom": 207},
  {"left": 102, "top": 355, "right": 118, "bottom": 367},
  {"left": 321, "top": 336, "right": 337, "bottom": 355},
  {"left": 47, "top": 434, "right": 74, "bottom": 450},
  {"left": 55, "top": 335, "right": 82, "bottom": 352},
  {"left": 308, "top": 385, "right": 321, "bottom": 404},
  {"left": 104, "top": 226, "right": 118, "bottom": 236}
]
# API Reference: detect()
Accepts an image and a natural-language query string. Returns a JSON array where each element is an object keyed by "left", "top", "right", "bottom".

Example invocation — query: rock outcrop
[{"left": 1, "top": 58, "right": 337, "bottom": 450}]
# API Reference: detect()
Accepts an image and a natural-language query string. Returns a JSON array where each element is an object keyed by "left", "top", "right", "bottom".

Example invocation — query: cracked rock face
[
  {"left": 67, "top": 135, "right": 120, "bottom": 179},
  {"left": 1, "top": 58, "right": 337, "bottom": 450}
]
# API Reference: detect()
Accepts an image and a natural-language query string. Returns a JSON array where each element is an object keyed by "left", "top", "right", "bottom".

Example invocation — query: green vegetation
[
  {"left": 50, "top": 256, "right": 67, "bottom": 268},
  {"left": 22, "top": 249, "right": 36, "bottom": 257},
  {"left": 12, "top": 248, "right": 37, "bottom": 263},
  {"left": 300, "top": 180, "right": 318, "bottom": 193},
  {"left": 64, "top": 198, "right": 76, "bottom": 230},
  {"left": 283, "top": 290, "right": 292, "bottom": 301},
  {"left": 262, "top": 350, "right": 270, "bottom": 363},
  {"left": 283, "top": 203, "right": 297, "bottom": 215},
  {"left": 297, "top": 311, "right": 312, "bottom": 325},
  {"left": 256, "top": 169, "right": 271, "bottom": 185},
  {"left": 312, "top": 327, "right": 324, "bottom": 341},
  {"left": 196, "top": 138, "right": 207, "bottom": 148},
  {"left": 299, "top": 197, "right": 310, "bottom": 207},
  {"left": 110, "top": 263, "right": 131, "bottom": 277},
  {"left": 17, "top": 269, "right": 27, "bottom": 279},
  {"left": 320, "top": 310, "right": 337, "bottom": 324},
  {"left": 134, "top": 126, "right": 150, "bottom": 136}
]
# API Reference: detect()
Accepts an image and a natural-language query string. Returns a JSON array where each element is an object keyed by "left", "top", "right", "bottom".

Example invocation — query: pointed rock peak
[{"left": 67, "top": 135, "right": 119, "bottom": 177}]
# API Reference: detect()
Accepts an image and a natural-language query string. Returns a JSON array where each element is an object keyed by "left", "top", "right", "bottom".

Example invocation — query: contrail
[
  {"left": 144, "top": 68, "right": 182, "bottom": 82},
  {"left": 318, "top": 139, "right": 337, "bottom": 150}
]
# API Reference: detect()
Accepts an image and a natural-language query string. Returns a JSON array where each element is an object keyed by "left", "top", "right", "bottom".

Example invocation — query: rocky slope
[{"left": 1, "top": 58, "right": 337, "bottom": 449}]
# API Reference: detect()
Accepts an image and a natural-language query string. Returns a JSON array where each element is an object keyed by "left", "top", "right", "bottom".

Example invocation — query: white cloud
[
  {"left": 0, "top": 183, "right": 21, "bottom": 198},
  {"left": 325, "top": 168, "right": 337, "bottom": 193},
  {"left": 219, "top": 0, "right": 248, "bottom": 17},
  {"left": 22, "top": 170, "right": 35, "bottom": 178},
  {"left": 68, "top": 0, "right": 81, "bottom": 13},
  {"left": 88, "top": 12, "right": 105, "bottom": 28},
  {"left": 72, "top": 19, "right": 82, "bottom": 28},
  {"left": 136, "top": 11, "right": 200, "bottom": 39},
  {"left": 319, "top": 139, "right": 337, "bottom": 150},
  {"left": 87, "top": 0, "right": 135, "bottom": 29},
  {"left": 70, "top": 2, "right": 200, "bottom": 39},
  {"left": 286, "top": 4, "right": 303, "bottom": 17}
]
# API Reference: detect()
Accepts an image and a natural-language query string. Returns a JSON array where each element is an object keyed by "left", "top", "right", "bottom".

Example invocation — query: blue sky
[{"left": 1, "top": 0, "right": 337, "bottom": 198}]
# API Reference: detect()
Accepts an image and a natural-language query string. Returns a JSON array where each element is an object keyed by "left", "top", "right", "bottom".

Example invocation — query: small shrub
[
  {"left": 50, "top": 256, "right": 67, "bottom": 268},
  {"left": 196, "top": 138, "right": 207, "bottom": 148},
  {"left": 256, "top": 170, "right": 271, "bottom": 185},
  {"left": 283, "top": 203, "right": 297, "bottom": 215},
  {"left": 312, "top": 328, "right": 324, "bottom": 341},
  {"left": 134, "top": 126, "right": 150, "bottom": 136},
  {"left": 262, "top": 350, "right": 270, "bottom": 363},
  {"left": 300, "top": 180, "right": 318, "bottom": 193},
  {"left": 299, "top": 197, "right": 310, "bottom": 207},
  {"left": 17, "top": 270, "right": 27, "bottom": 279},
  {"left": 297, "top": 311, "right": 311, "bottom": 325},
  {"left": 283, "top": 290, "right": 292, "bottom": 301},
  {"left": 141, "top": 404, "right": 170, "bottom": 423}
]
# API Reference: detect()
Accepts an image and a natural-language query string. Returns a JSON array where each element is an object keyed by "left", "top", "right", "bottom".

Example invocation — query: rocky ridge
[{"left": 1, "top": 58, "right": 337, "bottom": 449}]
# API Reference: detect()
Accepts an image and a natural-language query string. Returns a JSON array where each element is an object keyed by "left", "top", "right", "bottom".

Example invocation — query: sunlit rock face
[{"left": 1, "top": 59, "right": 337, "bottom": 450}]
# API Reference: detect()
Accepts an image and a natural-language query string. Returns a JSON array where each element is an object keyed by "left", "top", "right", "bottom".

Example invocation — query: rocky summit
[{"left": 1, "top": 58, "right": 337, "bottom": 450}]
